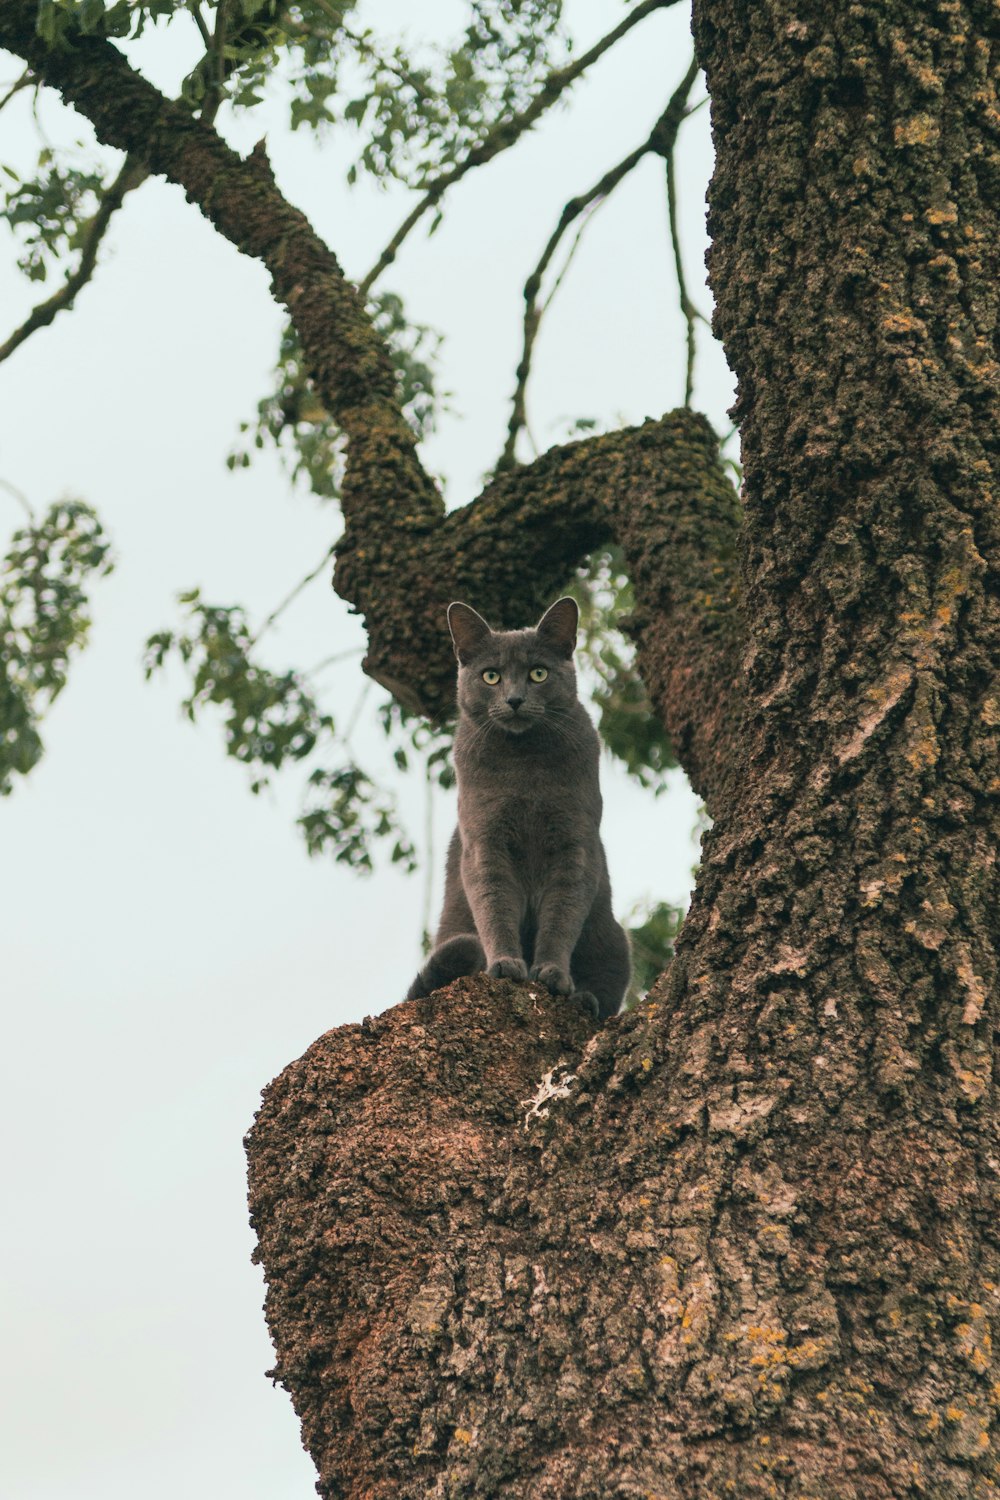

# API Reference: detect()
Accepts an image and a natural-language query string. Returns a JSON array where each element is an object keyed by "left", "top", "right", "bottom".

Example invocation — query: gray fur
[{"left": 406, "top": 598, "right": 631, "bottom": 1020}]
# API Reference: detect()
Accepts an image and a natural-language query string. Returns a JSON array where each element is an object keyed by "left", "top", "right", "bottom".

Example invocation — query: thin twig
[
  {"left": 308, "top": 645, "right": 366, "bottom": 675},
  {"left": 497, "top": 152, "right": 646, "bottom": 472},
  {"left": 190, "top": 4, "right": 212, "bottom": 49},
  {"left": 0, "top": 66, "right": 32, "bottom": 112},
  {"left": 0, "top": 154, "right": 149, "bottom": 365},
  {"left": 539, "top": 198, "right": 605, "bottom": 316},
  {"left": 0, "top": 477, "right": 35, "bottom": 521},
  {"left": 663, "top": 61, "right": 706, "bottom": 407},
  {"left": 0, "top": 11, "right": 247, "bottom": 367},
  {"left": 252, "top": 542, "right": 338, "bottom": 647},
  {"left": 358, "top": 0, "right": 677, "bottom": 297},
  {"left": 498, "top": 54, "right": 699, "bottom": 471},
  {"left": 341, "top": 679, "right": 372, "bottom": 750}
]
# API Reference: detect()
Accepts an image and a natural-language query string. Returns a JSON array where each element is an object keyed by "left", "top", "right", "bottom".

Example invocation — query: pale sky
[{"left": 0, "top": 4, "right": 734, "bottom": 1496}]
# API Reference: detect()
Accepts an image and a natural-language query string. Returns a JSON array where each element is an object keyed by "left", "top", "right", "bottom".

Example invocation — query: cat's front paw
[
  {"left": 571, "top": 989, "right": 599, "bottom": 1019},
  {"left": 488, "top": 956, "right": 528, "bottom": 982},
  {"left": 530, "top": 962, "right": 573, "bottom": 997}
]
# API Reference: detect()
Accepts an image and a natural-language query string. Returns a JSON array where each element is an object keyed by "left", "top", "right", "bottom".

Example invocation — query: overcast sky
[{"left": 0, "top": 4, "right": 734, "bottom": 1496}]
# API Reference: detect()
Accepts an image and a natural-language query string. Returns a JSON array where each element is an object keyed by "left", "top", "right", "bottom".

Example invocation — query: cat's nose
[{"left": 507, "top": 695, "right": 524, "bottom": 711}]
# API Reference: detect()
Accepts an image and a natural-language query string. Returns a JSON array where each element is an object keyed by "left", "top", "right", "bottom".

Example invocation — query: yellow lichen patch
[
  {"left": 452, "top": 1428, "right": 473, "bottom": 1445},
  {"left": 946, "top": 1405, "right": 966, "bottom": 1422},
  {"left": 882, "top": 311, "right": 925, "bottom": 336},
  {"left": 906, "top": 734, "right": 939, "bottom": 773},
  {"left": 895, "top": 113, "right": 940, "bottom": 147},
  {"left": 955, "top": 1311, "right": 992, "bottom": 1373},
  {"left": 926, "top": 203, "right": 958, "bottom": 225}
]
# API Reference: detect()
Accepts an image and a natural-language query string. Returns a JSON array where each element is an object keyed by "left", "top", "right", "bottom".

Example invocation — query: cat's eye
[
  {"left": 482, "top": 669, "right": 501, "bottom": 685},
  {"left": 529, "top": 666, "right": 548, "bottom": 683}
]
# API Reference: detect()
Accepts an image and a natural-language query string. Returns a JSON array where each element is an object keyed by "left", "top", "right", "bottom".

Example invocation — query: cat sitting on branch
[{"left": 407, "top": 598, "right": 630, "bottom": 1020}]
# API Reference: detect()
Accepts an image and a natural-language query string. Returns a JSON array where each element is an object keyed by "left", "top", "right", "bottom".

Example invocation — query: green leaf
[{"left": 0, "top": 499, "right": 114, "bottom": 795}]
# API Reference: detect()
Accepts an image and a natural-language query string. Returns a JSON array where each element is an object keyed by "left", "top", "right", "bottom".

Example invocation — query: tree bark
[{"left": 248, "top": 3, "right": 1000, "bottom": 1496}]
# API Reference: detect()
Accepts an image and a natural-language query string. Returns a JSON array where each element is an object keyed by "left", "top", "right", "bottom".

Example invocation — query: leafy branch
[
  {"left": 229, "top": 293, "right": 445, "bottom": 499},
  {"left": 143, "top": 589, "right": 417, "bottom": 872},
  {"left": 0, "top": 498, "right": 114, "bottom": 794},
  {"left": 0, "top": 153, "right": 148, "bottom": 364},
  {"left": 358, "top": 0, "right": 678, "bottom": 296},
  {"left": 0, "top": 0, "right": 267, "bottom": 366},
  {"left": 570, "top": 546, "right": 677, "bottom": 793},
  {"left": 624, "top": 898, "right": 684, "bottom": 1005}
]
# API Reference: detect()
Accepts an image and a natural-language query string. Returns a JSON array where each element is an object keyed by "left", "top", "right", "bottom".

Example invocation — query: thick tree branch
[
  {"left": 0, "top": 0, "right": 441, "bottom": 540},
  {"left": 249, "top": 6, "right": 1000, "bottom": 1496},
  {"left": 247, "top": 977, "right": 600, "bottom": 1500},
  {"left": 0, "top": 1, "right": 742, "bottom": 814},
  {"left": 349, "top": 409, "right": 744, "bottom": 815},
  {"left": 357, "top": 0, "right": 681, "bottom": 297}
]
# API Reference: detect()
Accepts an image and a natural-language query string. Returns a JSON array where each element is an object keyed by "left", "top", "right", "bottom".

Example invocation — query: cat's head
[{"left": 447, "top": 598, "right": 580, "bottom": 736}]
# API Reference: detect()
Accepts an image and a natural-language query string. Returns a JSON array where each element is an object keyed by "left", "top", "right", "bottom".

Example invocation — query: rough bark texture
[{"left": 247, "top": 979, "right": 600, "bottom": 1499}]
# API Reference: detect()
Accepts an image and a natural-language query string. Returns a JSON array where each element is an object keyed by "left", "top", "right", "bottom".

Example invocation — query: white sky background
[{"left": 0, "top": 3, "right": 734, "bottom": 1496}]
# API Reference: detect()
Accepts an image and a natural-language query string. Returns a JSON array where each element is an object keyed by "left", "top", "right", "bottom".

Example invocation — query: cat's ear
[
  {"left": 535, "top": 597, "right": 578, "bottom": 658},
  {"left": 448, "top": 602, "right": 493, "bottom": 663}
]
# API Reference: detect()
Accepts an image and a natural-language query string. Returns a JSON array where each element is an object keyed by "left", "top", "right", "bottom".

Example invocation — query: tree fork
[{"left": 0, "top": 1, "right": 745, "bottom": 810}]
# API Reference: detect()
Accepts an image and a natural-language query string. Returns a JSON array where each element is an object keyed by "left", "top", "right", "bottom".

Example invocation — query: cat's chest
[{"left": 459, "top": 764, "right": 594, "bottom": 853}]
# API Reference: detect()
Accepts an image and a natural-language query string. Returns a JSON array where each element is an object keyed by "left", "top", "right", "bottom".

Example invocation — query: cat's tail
[{"left": 406, "top": 933, "right": 486, "bottom": 1001}]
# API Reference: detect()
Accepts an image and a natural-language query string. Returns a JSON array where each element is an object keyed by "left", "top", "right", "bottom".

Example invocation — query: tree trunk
[{"left": 247, "top": 3, "right": 1000, "bottom": 1495}]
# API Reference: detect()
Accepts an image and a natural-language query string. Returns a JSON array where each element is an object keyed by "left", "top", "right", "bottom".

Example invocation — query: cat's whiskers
[
  {"left": 463, "top": 715, "right": 497, "bottom": 754},
  {"left": 542, "top": 706, "right": 591, "bottom": 752}
]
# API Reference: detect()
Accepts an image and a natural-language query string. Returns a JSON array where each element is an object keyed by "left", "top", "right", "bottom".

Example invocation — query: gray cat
[{"left": 406, "top": 597, "right": 630, "bottom": 1020}]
